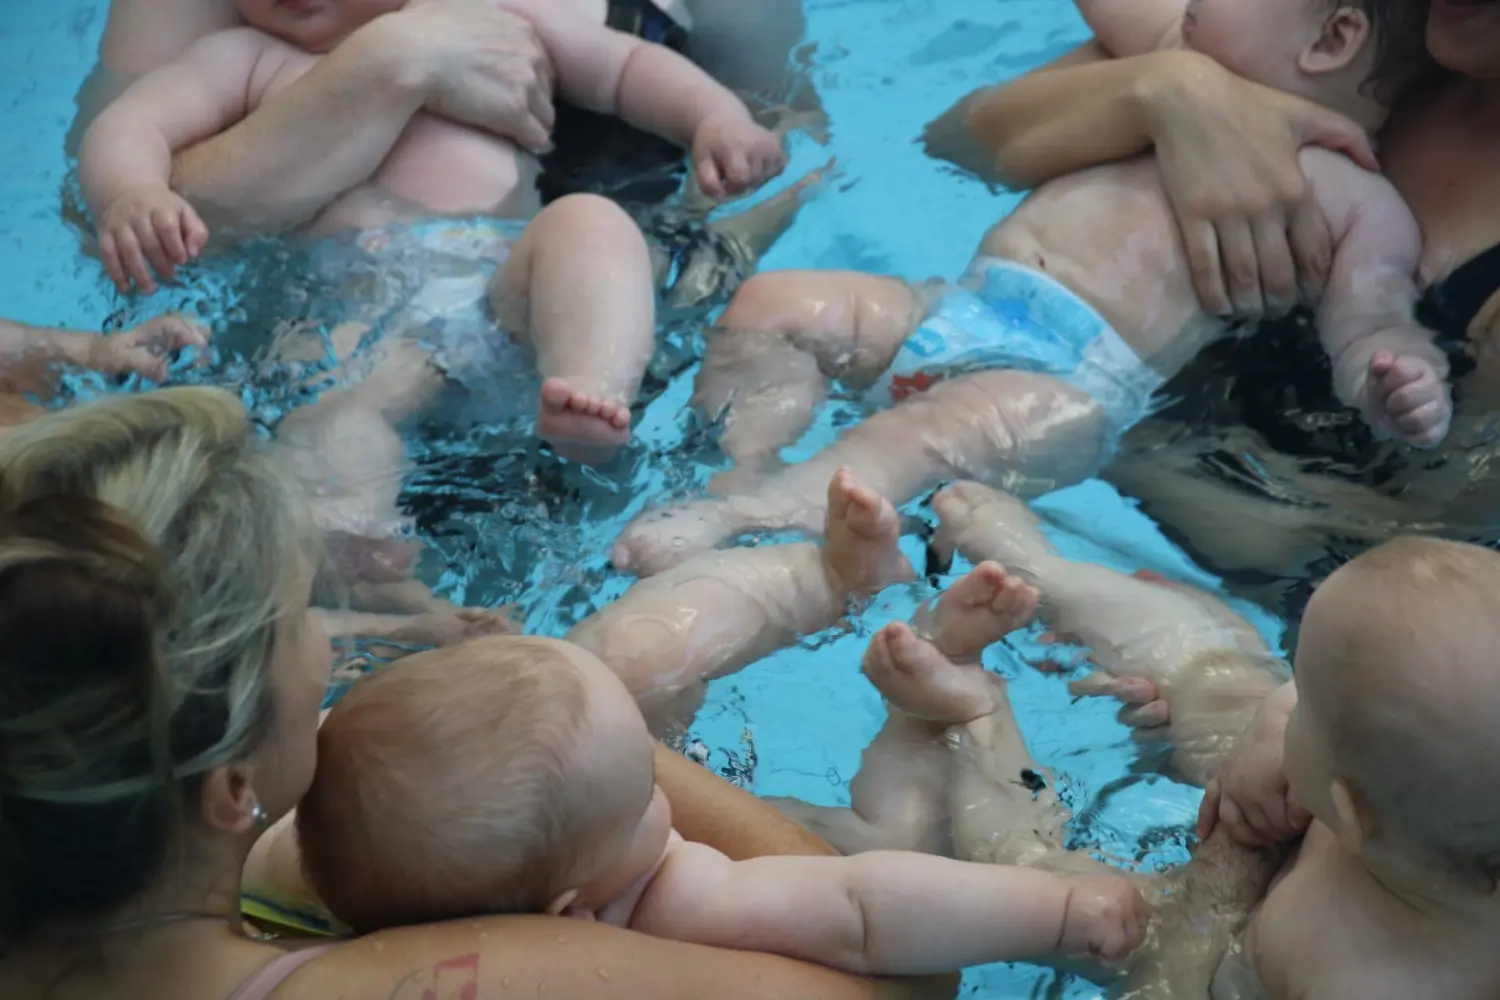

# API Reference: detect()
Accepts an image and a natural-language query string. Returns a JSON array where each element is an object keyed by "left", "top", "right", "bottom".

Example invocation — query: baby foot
[
  {"left": 926, "top": 561, "right": 1039, "bottom": 661},
  {"left": 538, "top": 378, "right": 632, "bottom": 464},
  {"left": 1367, "top": 350, "right": 1452, "bottom": 448},
  {"left": 863, "top": 620, "right": 1000, "bottom": 724},
  {"left": 930, "top": 482, "right": 1051, "bottom": 571},
  {"left": 820, "top": 468, "right": 916, "bottom": 594}
]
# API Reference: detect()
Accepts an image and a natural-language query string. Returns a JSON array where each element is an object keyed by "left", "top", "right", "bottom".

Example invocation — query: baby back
[
  {"left": 250, "top": 31, "right": 538, "bottom": 235},
  {"left": 976, "top": 156, "right": 1224, "bottom": 373},
  {"left": 1240, "top": 823, "right": 1500, "bottom": 999}
]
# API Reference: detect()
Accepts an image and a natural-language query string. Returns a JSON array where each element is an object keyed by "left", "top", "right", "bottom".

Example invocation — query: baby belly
[
  {"left": 978, "top": 175, "right": 1206, "bottom": 363},
  {"left": 308, "top": 116, "right": 541, "bottom": 235}
]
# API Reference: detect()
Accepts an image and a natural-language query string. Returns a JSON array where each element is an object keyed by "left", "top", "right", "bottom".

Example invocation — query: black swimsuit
[
  {"left": 1132, "top": 246, "right": 1500, "bottom": 614},
  {"left": 534, "top": 0, "right": 748, "bottom": 310},
  {"left": 537, "top": 0, "right": 692, "bottom": 207},
  {"left": 1147, "top": 246, "right": 1500, "bottom": 486}
]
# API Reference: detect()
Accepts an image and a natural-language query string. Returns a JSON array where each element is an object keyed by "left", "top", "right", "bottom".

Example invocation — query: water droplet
[{"left": 597, "top": 968, "right": 611, "bottom": 982}]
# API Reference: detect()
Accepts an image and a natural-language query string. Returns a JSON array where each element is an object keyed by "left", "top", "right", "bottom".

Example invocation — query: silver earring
[{"left": 249, "top": 800, "right": 269, "bottom": 830}]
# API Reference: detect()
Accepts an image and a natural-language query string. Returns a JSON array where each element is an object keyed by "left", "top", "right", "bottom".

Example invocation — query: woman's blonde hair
[{"left": 0, "top": 387, "right": 313, "bottom": 942}]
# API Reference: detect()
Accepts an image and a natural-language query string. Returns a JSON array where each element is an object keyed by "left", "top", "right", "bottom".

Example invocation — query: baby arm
[
  {"left": 498, "top": 0, "right": 785, "bottom": 197},
  {"left": 79, "top": 29, "right": 276, "bottom": 292},
  {"left": 632, "top": 840, "right": 1148, "bottom": 975},
  {"left": 1304, "top": 149, "right": 1450, "bottom": 448}
]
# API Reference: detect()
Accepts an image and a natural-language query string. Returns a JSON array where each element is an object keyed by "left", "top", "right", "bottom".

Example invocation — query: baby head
[
  {"left": 234, "top": 0, "right": 407, "bottom": 53},
  {"left": 1182, "top": 0, "right": 1430, "bottom": 129},
  {"left": 296, "top": 636, "right": 673, "bottom": 933},
  {"left": 1286, "top": 536, "right": 1500, "bottom": 892}
]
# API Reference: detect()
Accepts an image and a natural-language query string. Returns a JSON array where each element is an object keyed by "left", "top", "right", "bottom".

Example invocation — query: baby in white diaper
[
  {"left": 613, "top": 0, "right": 1450, "bottom": 576},
  {"left": 80, "top": 0, "right": 787, "bottom": 464}
]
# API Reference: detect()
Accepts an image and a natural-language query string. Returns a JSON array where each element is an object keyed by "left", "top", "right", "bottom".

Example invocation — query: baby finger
[
  {"left": 116, "top": 227, "right": 156, "bottom": 294},
  {"left": 153, "top": 208, "right": 188, "bottom": 265},
  {"left": 130, "top": 217, "right": 173, "bottom": 287},
  {"left": 99, "top": 230, "right": 130, "bottom": 294}
]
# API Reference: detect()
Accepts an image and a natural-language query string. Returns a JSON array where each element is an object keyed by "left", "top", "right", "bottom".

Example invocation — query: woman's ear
[
  {"left": 545, "top": 888, "right": 597, "bottom": 921},
  {"left": 1299, "top": 8, "right": 1372, "bottom": 76},
  {"left": 200, "top": 764, "right": 260, "bottom": 835}
]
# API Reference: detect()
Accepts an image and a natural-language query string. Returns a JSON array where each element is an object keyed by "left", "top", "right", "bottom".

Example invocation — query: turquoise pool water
[{"left": 0, "top": 1, "right": 1288, "bottom": 996}]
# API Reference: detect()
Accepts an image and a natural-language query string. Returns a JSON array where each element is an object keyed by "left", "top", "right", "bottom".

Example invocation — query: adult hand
[
  {"left": 392, "top": 0, "right": 556, "bottom": 153},
  {"left": 1145, "top": 56, "right": 1378, "bottom": 318},
  {"left": 91, "top": 314, "right": 211, "bottom": 381},
  {"left": 1195, "top": 683, "right": 1309, "bottom": 847}
]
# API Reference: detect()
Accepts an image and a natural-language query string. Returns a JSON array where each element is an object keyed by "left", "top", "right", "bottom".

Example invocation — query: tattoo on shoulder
[{"left": 387, "top": 953, "right": 480, "bottom": 1000}]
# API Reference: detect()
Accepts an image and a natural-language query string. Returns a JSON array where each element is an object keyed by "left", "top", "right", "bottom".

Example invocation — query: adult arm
[
  {"left": 1198, "top": 680, "right": 1309, "bottom": 847},
  {"left": 653, "top": 743, "right": 840, "bottom": 859},
  {"left": 1118, "top": 829, "right": 1287, "bottom": 999},
  {"left": 922, "top": 18, "right": 1376, "bottom": 317},
  {"left": 167, "top": 0, "right": 554, "bottom": 235},
  {"left": 0, "top": 314, "right": 208, "bottom": 392},
  {"left": 295, "top": 915, "right": 907, "bottom": 1000}
]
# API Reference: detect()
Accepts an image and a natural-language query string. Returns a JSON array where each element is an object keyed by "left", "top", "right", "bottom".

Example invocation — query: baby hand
[
  {"left": 89, "top": 314, "right": 211, "bottom": 382},
  {"left": 1365, "top": 347, "right": 1452, "bottom": 448},
  {"left": 1057, "top": 874, "right": 1151, "bottom": 963},
  {"left": 692, "top": 109, "right": 788, "bottom": 198},
  {"left": 97, "top": 186, "right": 210, "bottom": 294},
  {"left": 1197, "top": 683, "right": 1309, "bottom": 847}
]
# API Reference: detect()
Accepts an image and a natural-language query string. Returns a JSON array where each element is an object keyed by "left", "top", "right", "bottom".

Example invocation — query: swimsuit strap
[
  {"left": 225, "top": 944, "right": 338, "bottom": 1000},
  {"left": 1417, "top": 240, "right": 1500, "bottom": 340}
]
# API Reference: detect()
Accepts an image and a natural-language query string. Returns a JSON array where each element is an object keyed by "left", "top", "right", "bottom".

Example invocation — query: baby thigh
[
  {"left": 698, "top": 270, "right": 919, "bottom": 462},
  {"left": 566, "top": 543, "right": 835, "bottom": 734},
  {"left": 770, "top": 712, "right": 957, "bottom": 857},
  {"left": 862, "top": 369, "right": 1110, "bottom": 501}
]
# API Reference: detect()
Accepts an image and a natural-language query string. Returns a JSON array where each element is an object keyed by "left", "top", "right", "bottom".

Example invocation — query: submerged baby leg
[
  {"left": 695, "top": 269, "right": 917, "bottom": 470},
  {"left": 933, "top": 480, "right": 1286, "bottom": 786},
  {"left": 615, "top": 368, "right": 1106, "bottom": 576},
  {"left": 571, "top": 469, "right": 912, "bottom": 735},
  {"left": 497, "top": 194, "right": 655, "bottom": 464},
  {"left": 772, "top": 563, "right": 1035, "bottom": 856}
]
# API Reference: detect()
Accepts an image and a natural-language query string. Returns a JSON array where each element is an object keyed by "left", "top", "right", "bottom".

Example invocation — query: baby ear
[
  {"left": 1299, "top": 7, "right": 1372, "bottom": 76},
  {"left": 545, "top": 888, "right": 597, "bottom": 922},
  {"left": 1329, "top": 778, "right": 1371, "bottom": 853}
]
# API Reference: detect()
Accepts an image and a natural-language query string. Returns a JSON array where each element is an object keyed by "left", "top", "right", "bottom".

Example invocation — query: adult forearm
[
  {"left": 925, "top": 46, "right": 1206, "bottom": 189},
  {"left": 0, "top": 320, "right": 97, "bottom": 369},
  {"left": 170, "top": 23, "right": 425, "bottom": 235},
  {"left": 1119, "top": 829, "right": 1285, "bottom": 998},
  {"left": 653, "top": 742, "right": 841, "bottom": 859}
]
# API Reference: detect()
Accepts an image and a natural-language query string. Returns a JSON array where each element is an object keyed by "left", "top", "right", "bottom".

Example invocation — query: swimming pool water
[{"left": 0, "top": 2, "right": 1289, "bottom": 996}]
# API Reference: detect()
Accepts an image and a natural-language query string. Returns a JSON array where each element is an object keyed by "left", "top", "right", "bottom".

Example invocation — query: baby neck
[
  {"left": 1359, "top": 848, "right": 1500, "bottom": 921},
  {"left": 1297, "top": 74, "right": 1388, "bottom": 136}
]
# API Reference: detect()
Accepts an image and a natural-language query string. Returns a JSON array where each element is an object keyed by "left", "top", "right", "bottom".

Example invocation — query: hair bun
[{"left": 0, "top": 495, "right": 175, "bottom": 799}]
